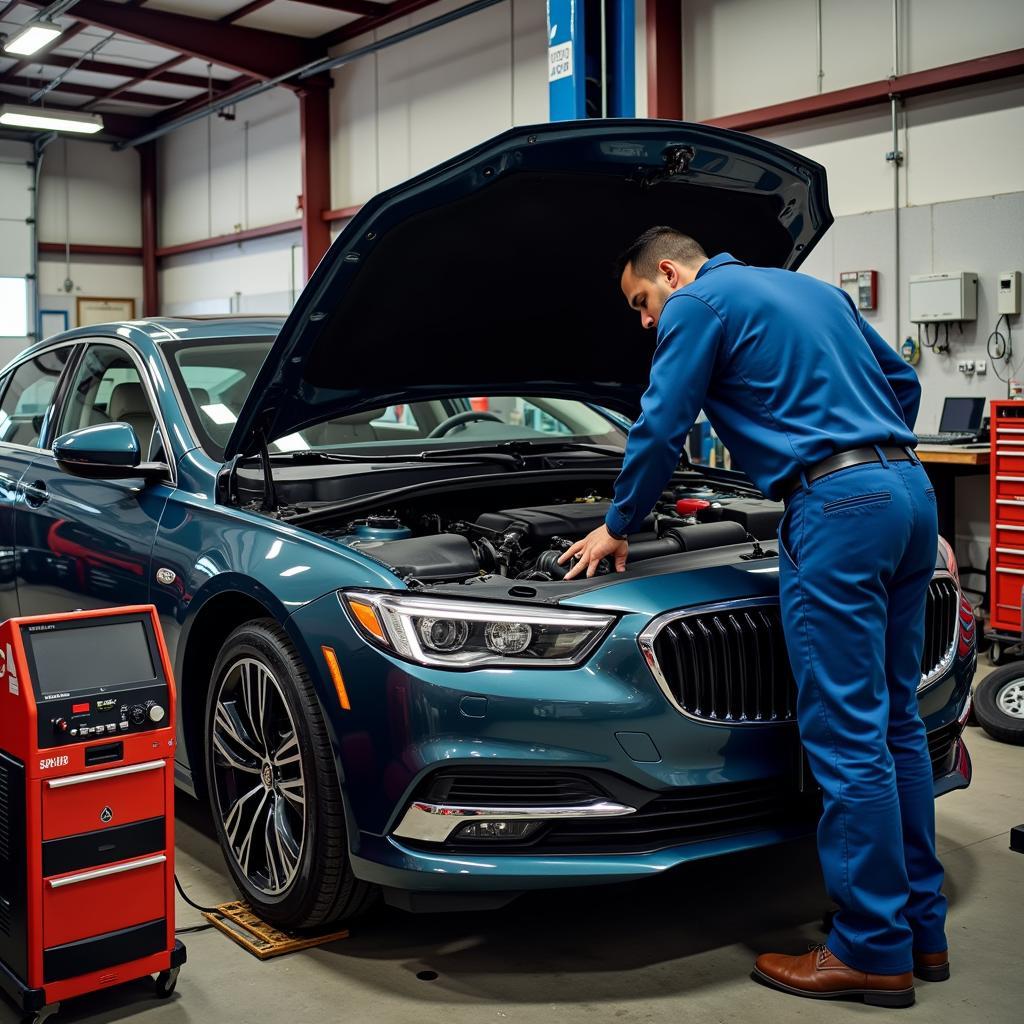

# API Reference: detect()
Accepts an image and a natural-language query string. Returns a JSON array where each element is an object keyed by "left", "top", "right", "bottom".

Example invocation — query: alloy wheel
[
  {"left": 996, "top": 678, "right": 1024, "bottom": 719},
  {"left": 211, "top": 657, "right": 306, "bottom": 895}
]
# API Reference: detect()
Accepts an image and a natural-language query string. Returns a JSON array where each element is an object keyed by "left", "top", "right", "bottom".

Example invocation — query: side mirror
[{"left": 53, "top": 422, "right": 169, "bottom": 481}]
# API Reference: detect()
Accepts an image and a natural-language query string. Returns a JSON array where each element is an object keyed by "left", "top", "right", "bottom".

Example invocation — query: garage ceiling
[{"left": 0, "top": 0, "right": 429, "bottom": 140}]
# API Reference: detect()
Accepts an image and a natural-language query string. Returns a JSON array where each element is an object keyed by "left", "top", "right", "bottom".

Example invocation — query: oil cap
[{"left": 675, "top": 498, "right": 711, "bottom": 516}]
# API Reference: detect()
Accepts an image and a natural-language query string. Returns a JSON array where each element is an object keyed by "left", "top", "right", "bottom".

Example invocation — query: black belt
[{"left": 786, "top": 445, "right": 918, "bottom": 498}]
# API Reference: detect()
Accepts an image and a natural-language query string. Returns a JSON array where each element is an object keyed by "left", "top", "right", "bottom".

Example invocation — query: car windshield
[{"left": 163, "top": 337, "right": 630, "bottom": 461}]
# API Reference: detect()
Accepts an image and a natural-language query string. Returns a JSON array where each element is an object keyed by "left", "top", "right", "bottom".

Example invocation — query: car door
[
  {"left": 0, "top": 345, "right": 76, "bottom": 621},
  {"left": 14, "top": 340, "right": 173, "bottom": 617}
]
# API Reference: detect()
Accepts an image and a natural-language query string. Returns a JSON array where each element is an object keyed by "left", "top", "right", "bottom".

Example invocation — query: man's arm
[
  {"left": 605, "top": 295, "right": 724, "bottom": 537},
  {"left": 843, "top": 292, "right": 922, "bottom": 430}
]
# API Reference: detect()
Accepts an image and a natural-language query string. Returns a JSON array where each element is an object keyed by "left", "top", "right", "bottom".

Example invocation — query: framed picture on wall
[
  {"left": 76, "top": 297, "right": 136, "bottom": 327},
  {"left": 39, "top": 309, "right": 69, "bottom": 340}
]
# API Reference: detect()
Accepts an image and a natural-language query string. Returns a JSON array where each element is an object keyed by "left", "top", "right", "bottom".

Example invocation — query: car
[{"left": 0, "top": 120, "right": 975, "bottom": 929}]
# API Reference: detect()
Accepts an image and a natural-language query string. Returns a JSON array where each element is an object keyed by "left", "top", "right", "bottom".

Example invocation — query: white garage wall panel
[
  {"left": 0, "top": 140, "right": 35, "bottom": 363},
  {"left": 38, "top": 140, "right": 141, "bottom": 248},
  {"left": 157, "top": 87, "right": 301, "bottom": 247},
  {"left": 329, "top": 0, "right": 548, "bottom": 210},
  {"left": 37, "top": 257, "right": 144, "bottom": 334},
  {"left": 160, "top": 232, "right": 303, "bottom": 316},
  {"left": 682, "top": 0, "right": 1024, "bottom": 122}
]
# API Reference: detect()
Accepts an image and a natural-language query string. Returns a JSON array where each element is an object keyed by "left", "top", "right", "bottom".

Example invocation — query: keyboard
[{"left": 916, "top": 432, "right": 980, "bottom": 445}]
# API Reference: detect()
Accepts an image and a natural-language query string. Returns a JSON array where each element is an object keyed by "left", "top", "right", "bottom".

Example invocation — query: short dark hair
[{"left": 616, "top": 227, "right": 707, "bottom": 281}]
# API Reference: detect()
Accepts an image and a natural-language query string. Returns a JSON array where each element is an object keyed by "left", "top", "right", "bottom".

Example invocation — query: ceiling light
[
  {"left": 3, "top": 20, "right": 62, "bottom": 56},
  {"left": 0, "top": 103, "right": 103, "bottom": 135}
]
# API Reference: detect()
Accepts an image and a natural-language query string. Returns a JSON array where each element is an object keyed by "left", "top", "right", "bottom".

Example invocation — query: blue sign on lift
[{"left": 547, "top": 0, "right": 635, "bottom": 122}]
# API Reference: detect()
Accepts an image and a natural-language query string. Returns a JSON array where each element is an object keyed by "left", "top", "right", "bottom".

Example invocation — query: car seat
[{"left": 107, "top": 382, "right": 155, "bottom": 451}]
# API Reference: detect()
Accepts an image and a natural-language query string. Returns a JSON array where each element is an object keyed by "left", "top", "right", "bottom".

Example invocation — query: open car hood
[{"left": 224, "top": 119, "right": 833, "bottom": 460}]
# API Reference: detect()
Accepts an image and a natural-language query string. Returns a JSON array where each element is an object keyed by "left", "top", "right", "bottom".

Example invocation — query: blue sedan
[{"left": 0, "top": 121, "right": 974, "bottom": 928}]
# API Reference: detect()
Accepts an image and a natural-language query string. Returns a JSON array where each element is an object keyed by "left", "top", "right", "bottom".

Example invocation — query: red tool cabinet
[
  {"left": 989, "top": 400, "right": 1024, "bottom": 634},
  {"left": 0, "top": 605, "right": 185, "bottom": 1024}
]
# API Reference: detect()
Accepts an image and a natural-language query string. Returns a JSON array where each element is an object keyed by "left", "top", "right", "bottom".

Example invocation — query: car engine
[{"left": 326, "top": 479, "right": 785, "bottom": 585}]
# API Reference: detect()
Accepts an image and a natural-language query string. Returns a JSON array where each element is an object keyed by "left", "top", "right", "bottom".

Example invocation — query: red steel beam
[
  {"left": 299, "top": 83, "right": 332, "bottom": 279},
  {"left": 81, "top": 55, "right": 190, "bottom": 111},
  {"left": 293, "top": 1, "right": 389, "bottom": 14},
  {"left": 322, "top": 204, "right": 362, "bottom": 222},
  {"left": 319, "top": 0, "right": 445, "bottom": 47},
  {"left": 38, "top": 242, "right": 143, "bottom": 257},
  {"left": 645, "top": 0, "right": 682, "bottom": 120},
  {"left": 155, "top": 220, "right": 303, "bottom": 259},
  {"left": 18, "top": 0, "right": 313, "bottom": 81},
  {"left": 706, "top": 47, "right": 1024, "bottom": 132},
  {"left": 140, "top": 141, "right": 159, "bottom": 315}
]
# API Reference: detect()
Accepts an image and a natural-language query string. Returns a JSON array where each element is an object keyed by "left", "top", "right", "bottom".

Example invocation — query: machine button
[
  {"left": 148, "top": 705, "right": 166, "bottom": 724},
  {"left": 69, "top": 728, "right": 78, "bottom": 737},
  {"left": 129, "top": 705, "right": 147, "bottom": 726},
  {"left": 119, "top": 720, "right": 129, "bottom": 730},
  {"left": 106, "top": 723, "right": 117, "bottom": 733}
]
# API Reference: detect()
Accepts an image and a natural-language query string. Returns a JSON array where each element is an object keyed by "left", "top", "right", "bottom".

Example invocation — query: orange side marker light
[
  {"left": 348, "top": 598, "right": 386, "bottom": 641},
  {"left": 321, "top": 645, "right": 351, "bottom": 710}
]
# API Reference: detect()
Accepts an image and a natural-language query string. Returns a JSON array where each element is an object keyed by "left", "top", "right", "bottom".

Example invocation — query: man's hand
[{"left": 557, "top": 525, "right": 628, "bottom": 580}]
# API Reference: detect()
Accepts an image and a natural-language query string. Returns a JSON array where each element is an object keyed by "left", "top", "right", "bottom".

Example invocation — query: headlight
[{"left": 340, "top": 590, "right": 614, "bottom": 668}]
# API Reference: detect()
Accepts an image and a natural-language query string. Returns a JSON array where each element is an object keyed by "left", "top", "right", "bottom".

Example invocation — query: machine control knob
[
  {"left": 129, "top": 705, "right": 147, "bottom": 726},
  {"left": 148, "top": 704, "right": 166, "bottom": 724},
  {"left": 53, "top": 718, "right": 68, "bottom": 733}
]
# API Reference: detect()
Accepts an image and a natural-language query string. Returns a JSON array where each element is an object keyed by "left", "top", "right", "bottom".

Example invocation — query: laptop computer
[{"left": 916, "top": 396, "right": 988, "bottom": 445}]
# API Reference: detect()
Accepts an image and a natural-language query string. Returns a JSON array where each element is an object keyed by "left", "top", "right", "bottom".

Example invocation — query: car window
[
  {"left": 0, "top": 347, "right": 72, "bottom": 448},
  {"left": 57, "top": 345, "right": 158, "bottom": 454},
  {"left": 162, "top": 337, "right": 628, "bottom": 460}
]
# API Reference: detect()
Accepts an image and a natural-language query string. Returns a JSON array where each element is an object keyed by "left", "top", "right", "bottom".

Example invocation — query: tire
[
  {"left": 155, "top": 967, "right": 179, "bottom": 998},
  {"left": 204, "top": 619, "right": 379, "bottom": 929},
  {"left": 973, "top": 664, "right": 1024, "bottom": 745}
]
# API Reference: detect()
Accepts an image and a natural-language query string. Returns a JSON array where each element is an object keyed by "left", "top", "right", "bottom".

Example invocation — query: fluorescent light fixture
[
  {"left": 0, "top": 103, "right": 103, "bottom": 135},
  {"left": 3, "top": 20, "right": 62, "bottom": 56}
]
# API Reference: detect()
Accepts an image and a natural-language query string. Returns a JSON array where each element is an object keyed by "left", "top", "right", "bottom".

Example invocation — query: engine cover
[{"left": 475, "top": 503, "right": 655, "bottom": 542}]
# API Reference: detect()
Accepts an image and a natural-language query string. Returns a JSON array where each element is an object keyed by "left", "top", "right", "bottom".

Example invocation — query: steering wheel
[{"left": 428, "top": 410, "right": 503, "bottom": 438}]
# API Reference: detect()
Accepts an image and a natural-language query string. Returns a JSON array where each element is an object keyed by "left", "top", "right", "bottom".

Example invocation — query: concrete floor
[{"left": 5, "top": 668, "right": 1022, "bottom": 1023}]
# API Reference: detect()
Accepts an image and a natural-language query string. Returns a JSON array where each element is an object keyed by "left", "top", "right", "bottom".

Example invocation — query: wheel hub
[
  {"left": 997, "top": 679, "right": 1024, "bottom": 718},
  {"left": 210, "top": 657, "right": 306, "bottom": 897}
]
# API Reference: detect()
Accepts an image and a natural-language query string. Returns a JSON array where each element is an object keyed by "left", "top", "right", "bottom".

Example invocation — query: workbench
[{"left": 915, "top": 443, "right": 990, "bottom": 596}]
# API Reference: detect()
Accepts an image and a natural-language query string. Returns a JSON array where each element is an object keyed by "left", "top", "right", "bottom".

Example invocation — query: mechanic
[{"left": 559, "top": 227, "right": 947, "bottom": 1008}]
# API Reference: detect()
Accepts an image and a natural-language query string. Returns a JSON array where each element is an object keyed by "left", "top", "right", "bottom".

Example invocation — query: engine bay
[{"left": 323, "top": 475, "right": 785, "bottom": 585}]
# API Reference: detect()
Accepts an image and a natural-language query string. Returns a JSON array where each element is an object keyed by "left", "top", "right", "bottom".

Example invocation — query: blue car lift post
[{"left": 547, "top": 0, "right": 635, "bottom": 121}]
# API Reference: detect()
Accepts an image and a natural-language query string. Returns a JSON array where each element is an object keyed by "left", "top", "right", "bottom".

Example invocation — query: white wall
[
  {"left": 37, "top": 255, "right": 144, "bottom": 336},
  {"left": 160, "top": 231, "right": 303, "bottom": 316},
  {"left": 329, "top": 0, "right": 548, "bottom": 210},
  {"left": 157, "top": 86, "right": 301, "bottom": 247},
  {"left": 0, "top": 140, "right": 33, "bottom": 363},
  {"left": 38, "top": 139, "right": 140, "bottom": 247}
]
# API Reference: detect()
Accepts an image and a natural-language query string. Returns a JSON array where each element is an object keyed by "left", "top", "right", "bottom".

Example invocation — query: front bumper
[{"left": 287, "top": 585, "right": 975, "bottom": 895}]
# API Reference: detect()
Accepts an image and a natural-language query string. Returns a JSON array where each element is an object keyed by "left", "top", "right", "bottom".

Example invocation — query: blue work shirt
[{"left": 606, "top": 252, "right": 921, "bottom": 537}]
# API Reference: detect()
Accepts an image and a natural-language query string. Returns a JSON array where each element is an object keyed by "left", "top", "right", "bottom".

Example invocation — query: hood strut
[{"left": 258, "top": 430, "right": 277, "bottom": 512}]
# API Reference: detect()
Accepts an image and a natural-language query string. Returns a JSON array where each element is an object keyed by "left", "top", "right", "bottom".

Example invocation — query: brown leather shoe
[
  {"left": 914, "top": 949, "right": 950, "bottom": 982},
  {"left": 752, "top": 946, "right": 915, "bottom": 1007}
]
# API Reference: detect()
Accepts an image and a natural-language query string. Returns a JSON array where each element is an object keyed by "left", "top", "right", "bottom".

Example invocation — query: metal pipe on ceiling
[{"left": 115, "top": 0, "right": 507, "bottom": 150}]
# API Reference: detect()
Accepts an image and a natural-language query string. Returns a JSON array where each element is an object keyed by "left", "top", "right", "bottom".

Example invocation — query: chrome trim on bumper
[{"left": 392, "top": 799, "right": 636, "bottom": 844}]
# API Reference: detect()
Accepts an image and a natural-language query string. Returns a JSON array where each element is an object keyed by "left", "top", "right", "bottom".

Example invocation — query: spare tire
[{"left": 973, "top": 665, "right": 1024, "bottom": 745}]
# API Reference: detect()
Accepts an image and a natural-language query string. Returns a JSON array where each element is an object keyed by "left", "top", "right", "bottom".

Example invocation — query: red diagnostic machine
[{"left": 0, "top": 605, "right": 185, "bottom": 1023}]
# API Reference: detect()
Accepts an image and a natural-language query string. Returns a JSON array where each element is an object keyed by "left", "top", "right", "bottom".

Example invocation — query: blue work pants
[{"left": 777, "top": 450, "right": 947, "bottom": 974}]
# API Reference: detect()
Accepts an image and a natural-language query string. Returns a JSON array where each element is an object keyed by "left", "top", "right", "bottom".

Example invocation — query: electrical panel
[
  {"left": 840, "top": 270, "right": 877, "bottom": 310},
  {"left": 909, "top": 272, "right": 978, "bottom": 323},
  {"left": 999, "top": 271, "right": 1021, "bottom": 316}
]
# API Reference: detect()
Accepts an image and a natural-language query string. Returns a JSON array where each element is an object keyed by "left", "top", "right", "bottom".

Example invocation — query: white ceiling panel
[{"left": 236, "top": 2, "right": 360, "bottom": 38}]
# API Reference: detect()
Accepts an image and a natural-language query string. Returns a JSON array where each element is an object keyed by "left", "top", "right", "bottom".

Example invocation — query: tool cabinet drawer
[
  {"left": 43, "top": 853, "right": 167, "bottom": 948},
  {"left": 42, "top": 760, "right": 166, "bottom": 841}
]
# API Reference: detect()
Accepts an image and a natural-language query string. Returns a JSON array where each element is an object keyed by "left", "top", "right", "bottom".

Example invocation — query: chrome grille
[
  {"left": 641, "top": 577, "right": 962, "bottom": 726},
  {"left": 921, "top": 577, "right": 959, "bottom": 684}
]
